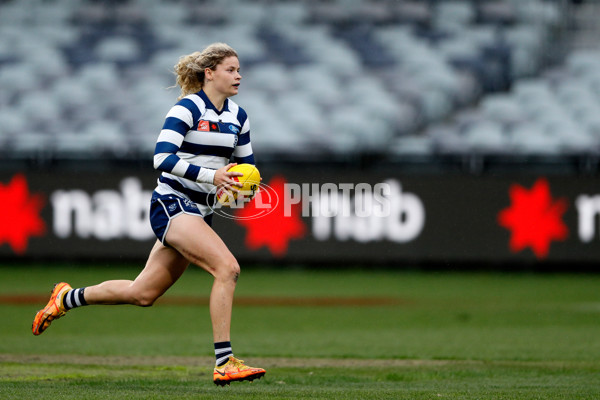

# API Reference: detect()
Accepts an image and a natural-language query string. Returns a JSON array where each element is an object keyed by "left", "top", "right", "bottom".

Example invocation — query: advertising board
[{"left": 1, "top": 167, "right": 599, "bottom": 266}]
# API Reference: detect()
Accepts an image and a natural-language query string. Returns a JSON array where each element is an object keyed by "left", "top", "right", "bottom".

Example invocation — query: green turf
[
  {"left": 0, "top": 264, "right": 599, "bottom": 399},
  {"left": 1, "top": 360, "right": 598, "bottom": 400}
]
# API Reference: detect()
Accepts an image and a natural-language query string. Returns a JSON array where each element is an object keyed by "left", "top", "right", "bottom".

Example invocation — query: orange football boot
[
  {"left": 32, "top": 282, "right": 72, "bottom": 336},
  {"left": 213, "top": 356, "right": 266, "bottom": 386}
]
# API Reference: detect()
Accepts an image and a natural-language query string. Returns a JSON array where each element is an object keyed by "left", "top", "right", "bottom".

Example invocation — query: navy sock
[
  {"left": 214, "top": 341, "right": 233, "bottom": 366},
  {"left": 63, "top": 288, "right": 88, "bottom": 310}
]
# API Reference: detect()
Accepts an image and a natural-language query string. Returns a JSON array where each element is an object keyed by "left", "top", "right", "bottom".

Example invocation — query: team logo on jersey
[
  {"left": 197, "top": 120, "right": 219, "bottom": 132},
  {"left": 198, "top": 120, "right": 209, "bottom": 131},
  {"left": 229, "top": 125, "right": 240, "bottom": 134}
]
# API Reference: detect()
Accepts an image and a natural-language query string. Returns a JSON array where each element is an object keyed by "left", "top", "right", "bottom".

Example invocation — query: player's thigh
[
  {"left": 130, "top": 240, "right": 189, "bottom": 299},
  {"left": 165, "top": 213, "right": 237, "bottom": 276}
]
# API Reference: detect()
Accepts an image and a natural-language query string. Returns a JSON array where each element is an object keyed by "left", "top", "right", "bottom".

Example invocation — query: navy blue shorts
[{"left": 149, "top": 191, "right": 213, "bottom": 245}]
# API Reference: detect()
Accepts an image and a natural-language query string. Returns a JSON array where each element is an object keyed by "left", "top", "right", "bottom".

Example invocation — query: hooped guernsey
[{"left": 153, "top": 90, "right": 255, "bottom": 215}]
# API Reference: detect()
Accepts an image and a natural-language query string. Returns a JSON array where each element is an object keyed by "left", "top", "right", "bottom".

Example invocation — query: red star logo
[
  {"left": 235, "top": 176, "right": 306, "bottom": 257},
  {"left": 497, "top": 178, "right": 568, "bottom": 259},
  {"left": 0, "top": 174, "right": 46, "bottom": 254}
]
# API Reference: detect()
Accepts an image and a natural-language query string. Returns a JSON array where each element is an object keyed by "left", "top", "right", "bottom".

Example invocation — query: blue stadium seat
[
  {"left": 464, "top": 120, "right": 509, "bottom": 154},
  {"left": 0, "top": 0, "right": 582, "bottom": 160},
  {"left": 508, "top": 122, "right": 562, "bottom": 155},
  {"left": 389, "top": 135, "right": 434, "bottom": 157}
]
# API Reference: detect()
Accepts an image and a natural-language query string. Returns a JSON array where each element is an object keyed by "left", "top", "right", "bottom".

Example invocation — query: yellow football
[{"left": 216, "top": 164, "right": 260, "bottom": 206}]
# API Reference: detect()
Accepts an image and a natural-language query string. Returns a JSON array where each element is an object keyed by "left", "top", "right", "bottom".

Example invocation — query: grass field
[{"left": 0, "top": 264, "right": 599, "bottom": 399}]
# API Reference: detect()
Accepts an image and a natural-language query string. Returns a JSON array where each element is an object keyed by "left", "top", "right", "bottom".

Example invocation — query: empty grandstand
[{"left": 0, "top": 0, "right": 596, "bottom": 173}]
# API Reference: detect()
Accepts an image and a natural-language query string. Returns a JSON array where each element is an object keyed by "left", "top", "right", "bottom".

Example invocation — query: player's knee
[
  {"left": 132, "top": 290, "right": 159, "bottom": 307},
  {"left": 214, "top": 257, "right": 240, "bottom": 283}
]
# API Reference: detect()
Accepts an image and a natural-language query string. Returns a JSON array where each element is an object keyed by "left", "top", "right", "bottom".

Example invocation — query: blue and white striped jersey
[{"left": 153, "top": 90, "right": 254, "bottom": 210}]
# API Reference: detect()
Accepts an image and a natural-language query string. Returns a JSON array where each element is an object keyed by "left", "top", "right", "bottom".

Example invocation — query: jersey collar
[{"left": 198, "top": 89, "right": 229, "bottom": 114}]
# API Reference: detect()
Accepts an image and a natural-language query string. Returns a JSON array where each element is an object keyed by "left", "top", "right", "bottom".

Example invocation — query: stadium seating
[
  {"left": 427, "top": 44, "right": 600, "bottom": 158},
  {"left": 0, "top": 0, "right": 585, "bottom": 163}
]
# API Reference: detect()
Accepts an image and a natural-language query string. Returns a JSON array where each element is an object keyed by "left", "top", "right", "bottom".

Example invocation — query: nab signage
[
  {"left": 1, "top": 168, "right": 600, "bottom": 266},
  {"left": 51, "top": 178, "right": 153, "bottom": 241}
]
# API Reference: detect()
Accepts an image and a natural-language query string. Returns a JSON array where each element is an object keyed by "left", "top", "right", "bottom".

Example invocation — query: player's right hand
[{"left": 213, "top": 163, "right": 244, "bottom": 192}]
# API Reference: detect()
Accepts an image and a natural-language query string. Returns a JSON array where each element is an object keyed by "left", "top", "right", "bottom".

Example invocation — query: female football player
[{"left": 32, "top": 43, "right": 265, "bottom": 386}]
